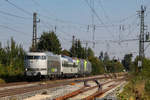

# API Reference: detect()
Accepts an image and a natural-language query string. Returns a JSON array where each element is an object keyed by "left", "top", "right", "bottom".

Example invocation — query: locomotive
[{"left": 24, "top": 52, "right": 92, "bottom": 79}]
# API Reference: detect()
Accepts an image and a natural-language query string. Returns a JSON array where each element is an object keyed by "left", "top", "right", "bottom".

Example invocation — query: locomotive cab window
[
  {"left": 25, "top": 55, "right": 46, "bottom": 60},
  {"left": 42, "top": 56, "right": 46, "bottom": 59},
  {"left": 34, "top": 56, "right": 41, "bottom": 59},
  {"left": 26, "top": 56, "right": 34, "bottom": 59}
]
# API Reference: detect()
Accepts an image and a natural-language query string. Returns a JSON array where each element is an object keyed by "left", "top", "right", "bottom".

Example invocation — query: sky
[{"left": 0, "top": 0, "right": 150, "bottom": 60}]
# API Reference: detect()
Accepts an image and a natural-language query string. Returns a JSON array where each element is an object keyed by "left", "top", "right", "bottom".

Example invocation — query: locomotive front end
[{"left": 24, "top": 52, "right": 47, "bottom": 77}]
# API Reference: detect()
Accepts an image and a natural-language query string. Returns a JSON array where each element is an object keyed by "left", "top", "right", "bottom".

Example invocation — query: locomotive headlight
[{"left": 25, "top": 68, "right": 28, "bottom": 71}]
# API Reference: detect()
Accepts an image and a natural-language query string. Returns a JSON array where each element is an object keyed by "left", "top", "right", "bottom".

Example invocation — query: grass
[
  {"left": 118, "top": 76, "right": 150, "bottom": 100},
  {"left": 0, "top": 78, "right": 5, "bottom": 84}
]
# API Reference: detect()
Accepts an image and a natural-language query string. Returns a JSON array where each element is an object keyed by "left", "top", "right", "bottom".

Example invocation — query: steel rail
[
  {"left": 53, "top": 78, "right": 123, "bottom": 100},
  {"left": 82, "top": 79, "right": 125, "bottom": 100}
]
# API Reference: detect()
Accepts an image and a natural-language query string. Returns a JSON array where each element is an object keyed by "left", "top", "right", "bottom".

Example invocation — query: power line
[
  {"left": 0, "top": 10, "right": 32, "bottom": 20},
  {"left": 95, "top": 38, "right": 138, "bottom": 43},
  {"left": 39, "top": 17, "right": 73, "bottom": 38},
  {"left": 0, "top": 24, "right": 30, "bottom": 37},
  {"left": 126, "top": 18, "right": 139, "bottom": 37},
  {"left": 39, "top": 18, "right": 72, "bottom": 41},
  {"left": 85, "top": 0, "right": 104, "bottom": 25},
  {"left": 32, "top": 0, "right": 128, "bottom": 33},
  {"left": 31, "top": 0, "right": 90, "bottom": 26},
  {"left": 31, "top": 0, "right": 40, "bottom": 6},
  {"left": 98, "top": 0, "right": 113, "bottom": 25},
  {"left": 39, "top": 13, "right": 88, "bottom": 26},
  {"left": 85, "top": 0, "right": 115, "bottom": 38},
  {"left": 36, "top": 20, "right": 71, "bottom": 44},
  {"left": 117, "top": 14, "right": 137, "bottom": 23},
  {"left": 5, "top": 0, "right": 32, "bottom": 16},
  {"left": 97, "top": 1, "right": 139, "bottom": 44}
]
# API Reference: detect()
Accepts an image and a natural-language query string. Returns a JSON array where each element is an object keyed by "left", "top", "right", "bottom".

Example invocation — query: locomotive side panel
[
  {"left": 78, "top": 60, "right": 84, "bottom": 75},
  {"left": 87, "top": 61, "right": 92, "bottom": 74},
  {"left": 47, "top": 55, "right": 61, "bottom": 76},
  {"left": 78, "top": 59, "right": 92, "bottom": 76},
  {"left": 61, "top": 56, "right": 78, "bottom": 76}
]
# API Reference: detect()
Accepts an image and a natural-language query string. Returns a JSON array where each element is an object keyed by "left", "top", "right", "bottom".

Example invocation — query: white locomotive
[{"left": 24, "top": 52, "right": 92, "bottom": 79}]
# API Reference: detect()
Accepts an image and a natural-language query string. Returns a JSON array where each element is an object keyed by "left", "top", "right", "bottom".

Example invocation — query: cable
[
  {"left": 31, "top": 0, "right": 89, "bottom": 26},
  {"left": 5, "top": 0, "right": 32, "bottom": 16},
  {"left": 40, "top": 20, "right": 53, "bottom": 29},
  {"left": 31, "top": 0, "right": 40, "bottom": 6},
  {"left": 0, "top": 24, "right": 30, "bottom": 37},
  {"left": 85, "top": 0, "right": 115, "bottom": 38},
  {"left": 85, "top": 0, "right": 104, "bottom": 25},
  {"left": 98, "top": 0, "right": 113, "bottom": 25},
  {"left": 40, "top": 17, "right": 73, "bottom": 38},
  {"left": 99, "top": 0, "right": 136, "bottom": 24},
  {"left": 40, "top": 19, "right": 72, "bottom": 41},
  {"left": 0, "top": 10, "right": 32, "bottom": 20},
  {"left": 126, "top": 19, "right": 139, "bottom": 37},
  {"left": 118, "top": 14, "right": 137, "bottom": 23}
]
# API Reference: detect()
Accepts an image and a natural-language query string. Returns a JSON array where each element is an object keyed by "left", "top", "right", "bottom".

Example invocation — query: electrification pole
[
  {"left": 90, "top": 0, "right": 95, "bottom": 48},
  {"left": 139, "top": 5, "right": 146, "bottom": 59},
  {"left": 32, "top": 12, "right": 40, "bottom": 52},
  {"left": 85, "top": 42, "right": 88, "bottom": 59},
  {"left": 138, "top": 5, "right": 146, "bottom": 68},
  {"left": 72, "top": 35, "right": 75, "bottom": 57}
]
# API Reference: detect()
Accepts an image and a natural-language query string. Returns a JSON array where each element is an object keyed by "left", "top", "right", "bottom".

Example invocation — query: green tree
[
  {"left": 0, "top": 38, "right": 25, "bottom": 82},
  {"left": 113, "top": 61, "right": 124, "bottom": 72},
  {"left": 5, "top": 38, "right": 25, "bottom": 75},
  {"left": 103, "top": 52, "right": 110, "bottom": 72},
  {"left": 87, "top": 47, "right": 94, "bottom": 58},
  {"left": 99, "top": 51, "right": 104, "bottom": 61},
  {"left": 70, "top": 42, "right": 76, "bottom": 57},
  {"left": 76, "top": 40, "right": 83, "bottom": 58},
  {"left": 122, "top": 54, "right": 132, "bottom": 71},
  {"left": 104, "top": 52, "right": 109, "bottom": 62},
  {"left": 88, "top": 56, "right": 105, "bottom": 75},
  {"left": 70, "top": 39, "right": 86, "bottom": 58},
  {"left": 61, "top": 49, "right": 70, "bottom": 56},
  {"left": 37, "top": 31, "right": 62, "bottom": 54}
]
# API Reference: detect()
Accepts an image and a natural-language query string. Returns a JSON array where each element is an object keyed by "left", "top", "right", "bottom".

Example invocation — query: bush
[
  {"left": 88, "top": 56, "right": 105, "bottom": 75},
  {"left": 0, "top": 38, "right": 25, "bottom": 82},
  {"left": 0, "top": 78, "right": 5, "bottom": 84},
  {"left": 145, "top": 80, "right": 150, "bottom": 93}
]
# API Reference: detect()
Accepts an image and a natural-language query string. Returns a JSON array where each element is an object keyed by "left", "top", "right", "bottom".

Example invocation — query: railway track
[
  {"left": 0, "top": 72, "right": 125, "bottom": 88},
  {"left": 0, "top": 73, "right": 126, "bottom": 100},
  {"left": 0, "top": 75, "right": 108, "bottom": 98},
  {"left": 0, "top": 74, "right": 104, "bottom": 88},
  {"left": 82, "top": 79, "right": 124, "bottom": 100},
  {"left": 53, "top": 77, "right": 125, "bottom": 100},
  {"left": 0, "top": 82, "right": 28, "bottom": 88}
]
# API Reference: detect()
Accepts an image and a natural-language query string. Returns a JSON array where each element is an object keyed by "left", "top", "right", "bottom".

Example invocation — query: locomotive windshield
[{"left": 25, "top": 56, "right": 46, "bottom": 60}]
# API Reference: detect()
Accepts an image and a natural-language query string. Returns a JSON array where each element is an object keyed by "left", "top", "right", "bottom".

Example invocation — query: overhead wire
[
  {"left": 4, "top": 0, "right": 70, "bottom": 43},
  {"left": 0, "top": 24, "right": 30, "bottom": 37},
  {"left": 5, "top": 0, "right": 32, "bottom": 16},
  {"left": 39, "top": 18, "right": 72, "bottom": 44},
  {"left": 31, "top": 0, "right": 88, "bottom": 27},
  {"left": 85, "top": 0, "right": 104, "bottom": 25},
  {"left": 98, "top": 0, "right": 139, "bottom": 45},
  {"left": 31, "top": 0, "right": 40, "bottom": 6},
  {"left": 31, "top": 0, "right": 89, "bottom": 41},
  {"left": 40, "top": 18, "right": 73, "bottom": 38},
  {"left": 85, "top": 0, "right": 115, "bottom": 38},
  {"left": 3, "top": 0, "right": 142, "bottom": 54},
  {"left": 0, "top": 10, "right": 32, "bottom": 20},
  {"left": 126, "top": 18, "right": 139, "bottom": 37},
  {"left": 98, "top": 0, "right": 114, "bottom": 26}
]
